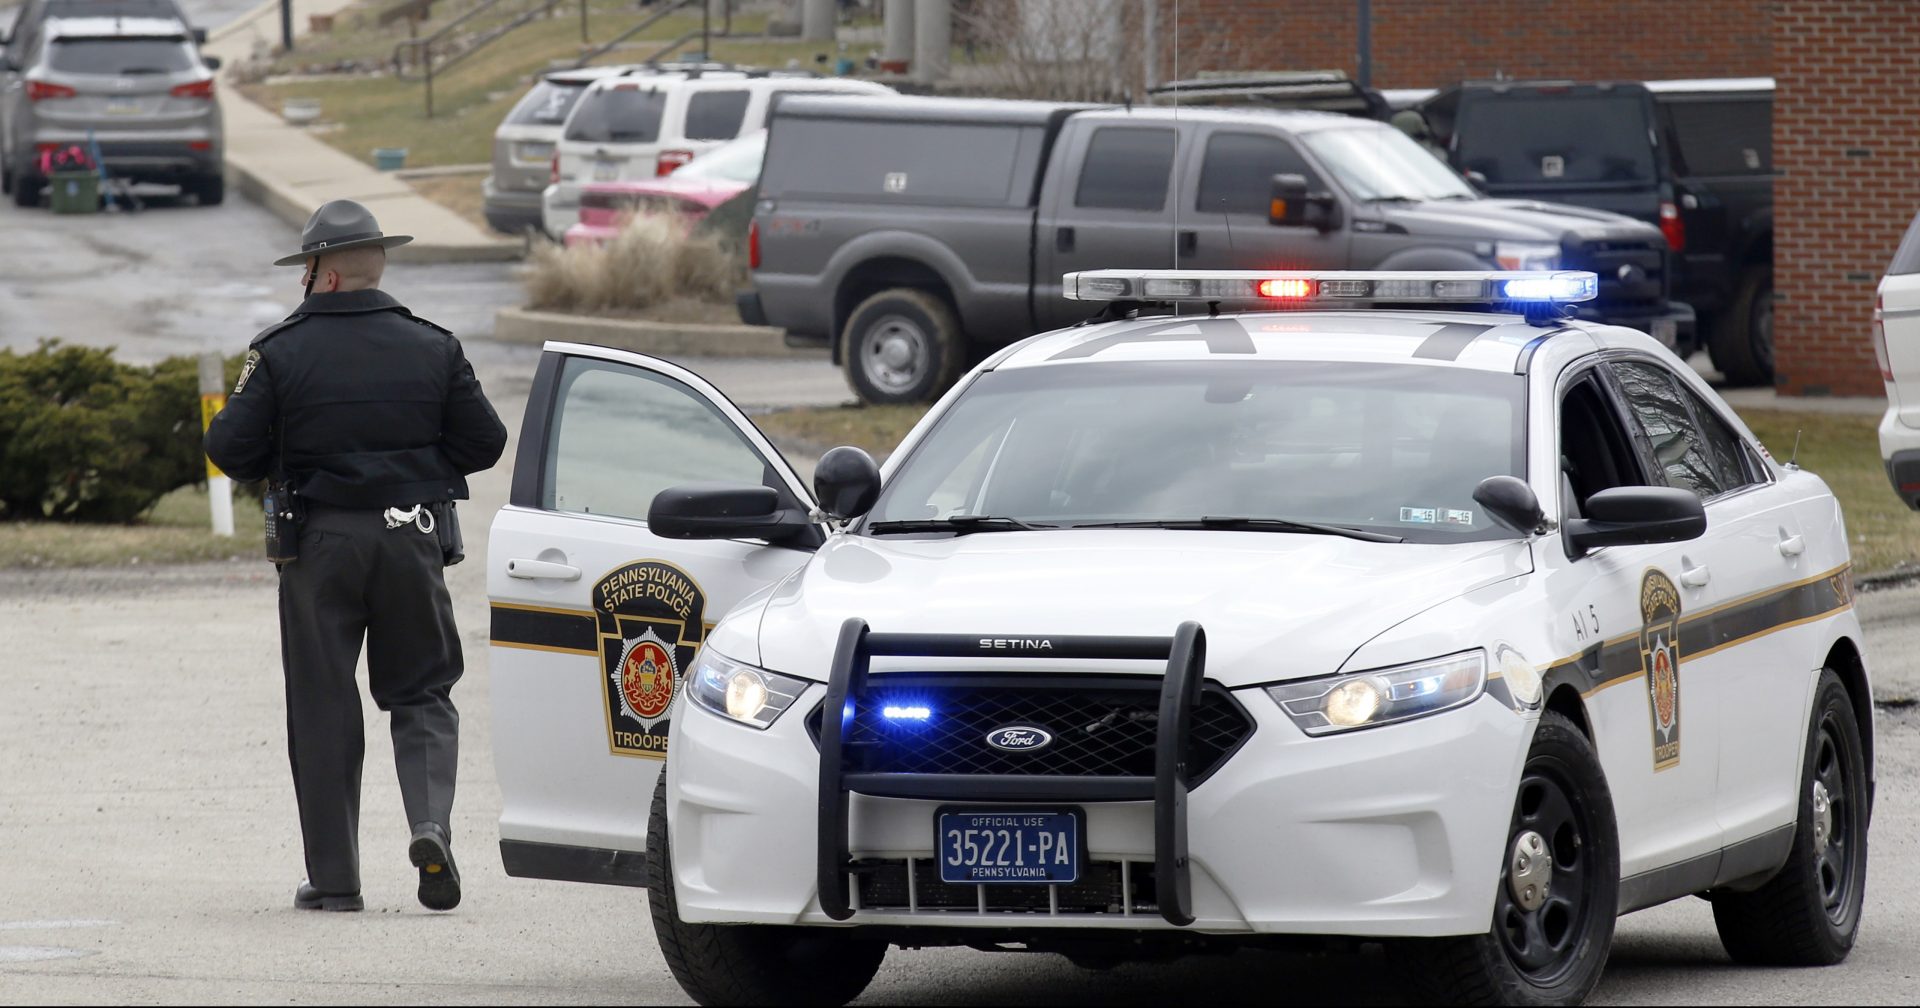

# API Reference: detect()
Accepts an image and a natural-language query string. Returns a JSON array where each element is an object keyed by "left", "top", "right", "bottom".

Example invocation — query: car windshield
[
  {"left": 1454, "top": 93, "right": 1656, "bottom": 186},
  {"left": 1300, "top": 125, "right": 1475, "bottom": 202},
  {"left": 867, "top": 358, "right": 1525, "bottom": 543},
  {"left": 507, "top": 79, "right": 589, "bottom": 127},
  {"left": 47, "top": 36, "right": 194, "bottom": 74},
  {"left": 564, "top": 85, "right": 665, "bottom": 143},
  {"left": 673, "top": 130, "right": 765, "bottom": 183}
]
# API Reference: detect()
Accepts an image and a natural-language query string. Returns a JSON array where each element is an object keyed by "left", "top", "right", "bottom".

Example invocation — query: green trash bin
[{"left": 49, "top": 171, "right": 99, "bottom": 214}]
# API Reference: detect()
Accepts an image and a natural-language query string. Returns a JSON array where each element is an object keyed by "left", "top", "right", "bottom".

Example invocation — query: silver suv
[
  {"left": 1, "top": 14, "right": 223, "bottom": 207},
  {"left": 484, "top": 64, "right": 636, "bottom": 234}
]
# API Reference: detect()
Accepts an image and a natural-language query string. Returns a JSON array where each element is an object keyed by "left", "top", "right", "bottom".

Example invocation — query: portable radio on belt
[{"left": 263, "top": 422, "right": 304, "bottom": 564}]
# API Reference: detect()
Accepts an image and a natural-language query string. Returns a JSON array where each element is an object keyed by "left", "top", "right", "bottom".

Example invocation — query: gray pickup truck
[{"left": 741, "top": 95, "right": 1695, "bottom": 403}]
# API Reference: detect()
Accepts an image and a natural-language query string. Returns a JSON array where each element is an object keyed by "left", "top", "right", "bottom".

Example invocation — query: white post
[
  {"left": 198, "top": 353, "right": 235, "bottom": 537},
  {"left": 913, "top": 0, "right": 950, "bottom": 84},
  {"left": 801, "top": 0, "right": 835, "bottom": 41},
  {"left": 883, "top": 0, "right": 914, "bottom": 66}
]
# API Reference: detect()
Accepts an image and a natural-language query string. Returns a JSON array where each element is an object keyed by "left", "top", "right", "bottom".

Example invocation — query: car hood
[
  {"left": 748, "top": 530, "right": 1532, "bottom": 688},
  {"left": 1377, "top": 197, "right": 1665, "bottom": 244}
]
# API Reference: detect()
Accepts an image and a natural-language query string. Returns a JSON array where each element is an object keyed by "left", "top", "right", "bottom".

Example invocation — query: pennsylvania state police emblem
[
  {"left": 1639, "top": 568, "right": 1682, "bottom": 771},
  {"left": 591, "top": 560, "right": 707, "bottom": 759}
]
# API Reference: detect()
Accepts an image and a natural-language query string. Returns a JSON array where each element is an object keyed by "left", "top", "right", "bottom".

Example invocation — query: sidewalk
[{"left": 203, "top": 0, "right": 523, "bottom": 263}]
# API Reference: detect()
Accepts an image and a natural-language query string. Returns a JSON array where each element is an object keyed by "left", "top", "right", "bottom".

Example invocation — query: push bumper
[{"left": 667, "top": 622, "right": 1530, "bottom": 938}]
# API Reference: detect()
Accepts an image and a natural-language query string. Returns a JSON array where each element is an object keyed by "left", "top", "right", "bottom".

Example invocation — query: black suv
[{"left": 1406, "top": 78, "right": 1775, "bottom": 383}]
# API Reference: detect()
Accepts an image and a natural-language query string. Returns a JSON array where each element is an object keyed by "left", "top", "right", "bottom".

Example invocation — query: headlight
[
  {"left": 1493, "top": 240, "right": 1561, "bottom": 271},
  {"left": 1266, "top": 650, "right": 1486, "bottom": 735},
  {"left": 688, "top": 650, "right": 808, "bottom": 730}
]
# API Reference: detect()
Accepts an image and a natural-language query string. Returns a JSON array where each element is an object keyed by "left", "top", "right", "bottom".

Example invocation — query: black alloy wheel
[{"left": 1494, "top": 758, "right": 1608, "bottom": 985}]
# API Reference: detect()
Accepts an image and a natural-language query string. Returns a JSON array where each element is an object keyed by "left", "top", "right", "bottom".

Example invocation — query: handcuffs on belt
[{"left": 383, "top": 504, "right": 435, "bottom": 534}]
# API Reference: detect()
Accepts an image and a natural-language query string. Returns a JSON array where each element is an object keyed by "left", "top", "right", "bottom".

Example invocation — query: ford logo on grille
[
  {"left": 1617, "top": 263, "right": 1645, "bottom": 284},
  {"left": 984, "top": 725, "right": 1053, "bottom": 752}
]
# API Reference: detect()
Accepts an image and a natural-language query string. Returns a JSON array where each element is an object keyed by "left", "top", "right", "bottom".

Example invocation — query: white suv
[
  {"left": 1877, "top": 215, "right": 1920, "bottom": 507},
  {"left": 540, "top": 68, "right": 890, "bottom": 239}
]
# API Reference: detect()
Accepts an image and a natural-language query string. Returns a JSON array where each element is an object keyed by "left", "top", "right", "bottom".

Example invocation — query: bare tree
[{"left": 955, "top": 0, "right": 1145, "bottom": 102}]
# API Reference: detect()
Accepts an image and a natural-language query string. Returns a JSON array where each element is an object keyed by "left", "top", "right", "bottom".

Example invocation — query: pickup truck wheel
[
  {"left": 843, "top": 288, "right": 965, "bottom": 404},
  {"left": 1394, "top": 711, "right": 1619, "bottom": 1006},
  {"left": 1710, "top": 669, "right": 1868, "bottom": 965},
  {"left": 13, "top": 171, "right": 42, "bottom": 208},
  {"left": 646, "top": 775, "right": 886, "bottom": 1006},
  {"left": 1708, "top": 266, "right": 1773, "bottom": 386}
]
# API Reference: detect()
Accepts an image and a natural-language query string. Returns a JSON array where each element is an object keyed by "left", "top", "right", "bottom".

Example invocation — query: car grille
[
  {"left": 853, "top": 856, "right": 1161, "bottom": 916},
  {"left": 807, "top": 674, "right": 1254, "bottom": 785},
  {"left": 1570, "top": 238, "right": 1667, "bottom": 309}
]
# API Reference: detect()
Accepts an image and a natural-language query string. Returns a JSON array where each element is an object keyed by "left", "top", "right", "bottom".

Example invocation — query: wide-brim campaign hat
[{"left": 273, "top": 198, "right": 414, "bottom": 266}]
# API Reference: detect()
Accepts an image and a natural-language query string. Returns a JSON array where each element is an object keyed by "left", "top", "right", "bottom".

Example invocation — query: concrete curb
[{"left": 494, "top": 306, "right": 824, "bottom": 358}]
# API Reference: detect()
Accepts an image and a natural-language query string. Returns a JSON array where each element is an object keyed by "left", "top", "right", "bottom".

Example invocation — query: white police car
[{"left": 486, "top": 271, "right": 1872, "bottom": 1006}]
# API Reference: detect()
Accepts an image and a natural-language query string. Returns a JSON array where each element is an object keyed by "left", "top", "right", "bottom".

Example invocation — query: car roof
[
  {"left": 1642, "top": 76, "right": 1774, "bottom": 95},
  {"left": 1075, "top": 104, "right": 1381, "bottom": 132},
  {"left": 43, "top": 14, "right": 188, "bottom": 36},
  {"left": 992, "top": 310, "right": 1614, "bottom": 375}
]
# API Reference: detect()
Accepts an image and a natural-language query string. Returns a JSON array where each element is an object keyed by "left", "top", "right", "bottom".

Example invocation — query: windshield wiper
[
  {"left": 866, "top": 514, "right": 1055, "bottom": 535},
  {"left": 1362, "top": 195, "right": 1421, "bottom": 204},
  {"left": 1071, "top": 516, "right": 1403, "bottom": 543}
]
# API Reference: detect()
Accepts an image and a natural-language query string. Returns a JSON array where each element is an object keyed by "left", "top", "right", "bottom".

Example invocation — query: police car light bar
[{"left": 1063, "top": 269, "right": 1600, "bottom": 305}]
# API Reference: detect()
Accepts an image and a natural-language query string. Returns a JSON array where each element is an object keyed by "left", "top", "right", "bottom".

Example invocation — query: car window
[
  {"left": 683, "top": 89, "right": 749, "bottom": 141},
  {"left": 544, "top": 358, "right": 770, "bottom": 522},
  {"left": 1558, "top": 371, "right": 1649, "bottom": 519},
  {"left": 1889, "top": 210, "right": 1920, "bottom": 276},
  {"left": 1074, "top": 127, "right": 1176, "bottom": 212},
  {"left": 869, "top": 360, "right": 1526, "bottom": 542},
  {"left": 1663, "top": 97, "right": 1771, "bottom": 176},
  {"left": 1194, "top": 131, "right": 1320, "bottom": 215},
  {"left": 506, "top": 80, "right": 587, "bottom": 127},
  {"left": 1455, "top": 93, "right": 1655, "bottom": 186},
  {"left": 46, "top": 35, "right": 193, "bottom": 74},
  {"left": 1609, "top": 360, "right": 1747, "bottom": 498},
  {"left": 564, "top": 85, "right": 666, "bottom": 144}
]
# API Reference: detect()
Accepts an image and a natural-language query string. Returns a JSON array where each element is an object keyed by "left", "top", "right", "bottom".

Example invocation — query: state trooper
[{"left": 205, "top": 200, "right": 509, "bottom": 913}]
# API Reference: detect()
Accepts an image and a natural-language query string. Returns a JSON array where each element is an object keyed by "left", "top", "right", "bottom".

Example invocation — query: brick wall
[{"left": 1771, "top": 1, "right": 1917, "bottom": 397}]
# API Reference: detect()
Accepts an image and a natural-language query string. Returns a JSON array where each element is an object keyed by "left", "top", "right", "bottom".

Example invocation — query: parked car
[
  {"left": 1, "top": 0, "right": 211, "bottom": 53},
  {"left": 1406, "top": 78, "right": 1775, "bottom": 382},
  {"left": 483, "top": 64, "right": 637, "bottom": 235},
  {"left": 564, "top": 128, "right": 763, "bottom": 247},
  {"left": 0, "top": 13, "right": 223, "bottom": 206},
  {"left": 1877, "top": 211, "right": 1920, "bottom": 508},
  {"left": 542, "top": 69, "right": 890, "bottom": 240},
  {"left": 744, "top": 94, "right": 1694, "bottom": 404}
]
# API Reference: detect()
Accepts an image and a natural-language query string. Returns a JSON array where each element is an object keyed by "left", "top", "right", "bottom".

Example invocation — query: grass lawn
[
  {"left": 405, "top": 172, "right": 491, "bottom": 232},
  {"left": 0, "top": 483, "right": 264, "bottom": 569}
]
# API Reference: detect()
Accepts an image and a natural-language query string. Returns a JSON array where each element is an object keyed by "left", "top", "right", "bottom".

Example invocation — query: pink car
[{"left": 564, "top": 129, "right": 763, "bottom": 247}]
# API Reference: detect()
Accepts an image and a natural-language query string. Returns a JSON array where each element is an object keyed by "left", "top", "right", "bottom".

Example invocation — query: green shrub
[{"left": 0, "top": 342, "right": 246, "bottom": 523}]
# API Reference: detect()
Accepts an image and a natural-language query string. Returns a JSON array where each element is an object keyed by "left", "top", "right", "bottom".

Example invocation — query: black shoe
[
  {"left": 294, "top": 881, "right": 363, "bottom": 912},
  {"left": 408, "top": 823, "right": 461, "bottom": 911}
]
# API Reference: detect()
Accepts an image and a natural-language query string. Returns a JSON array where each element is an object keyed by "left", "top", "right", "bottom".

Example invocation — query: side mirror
[
  {"left": 1268, "top": 173, "right": 1309, "bottom": 227},
  {"left": 202, "top": 55, "right": 222, "bottom": 70},
  {"left": 192, "top": 27, "right": 209, "bottom": 44},
  {"left": 813, "top": 445, "right": 881, "bottom": 520},
  {"left": 1464, "top": 169, "right": 1488, "bottom": 187},
  {"left": 648, "top": 482, "right": 812, "bottom": 542},
  {"left": 1564, "top": 486, "right": 1706, "bottom": 552},
  {"left": 1472, "top": 475, "right": 1547, "bottom": 534}
]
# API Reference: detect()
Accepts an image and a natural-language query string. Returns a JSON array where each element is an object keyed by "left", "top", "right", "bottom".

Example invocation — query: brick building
[{"left": 1151, "top": 0, "right": 1912, "bottom": 397}]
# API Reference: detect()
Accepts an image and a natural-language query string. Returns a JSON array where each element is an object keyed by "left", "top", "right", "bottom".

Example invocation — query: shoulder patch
[
  {"left": 249, "top": 314, "right": 307, "bottom": 348},
  {"left": 233, "top": 350, "right": 262, "bottom": 395}
]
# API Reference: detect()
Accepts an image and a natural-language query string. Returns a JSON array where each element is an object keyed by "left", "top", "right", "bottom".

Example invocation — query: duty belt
[{"left": 383, "top": 504, "right": 435, "bottom": 534}]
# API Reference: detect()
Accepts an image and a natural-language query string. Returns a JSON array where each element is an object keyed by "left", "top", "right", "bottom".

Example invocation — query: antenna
[{"left": 1787, "top": 430, "right": 1802, "bottom": 471}]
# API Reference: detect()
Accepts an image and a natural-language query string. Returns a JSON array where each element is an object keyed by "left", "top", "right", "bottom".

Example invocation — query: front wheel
[
  {"left": 1710, "top": 669, "right": 1869, "bottom": 965},
  {"left": 840, "top": 287, "right": 966, "bottom": 405},
  {"left": 1395, "top": 710, "right": 1620, "bottom": 1006},
  {"left": 646, "top": 776, "right": 885, "bottom": 1007}
]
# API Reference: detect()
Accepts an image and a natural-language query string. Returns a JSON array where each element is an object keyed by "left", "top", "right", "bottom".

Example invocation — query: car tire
[
  {"left": 1, "top": 160, "right": 11, "bottom": 196},
  {"left": 841, "top": 287, "right": 966, "bottom": 405},
  {"left": 1395, "top": 710, "right": 1620, "bottom": 1006},
  {"left": 192, "top": 174, "right": 225, "bottom": 206},
  {"left": 646, "top": 775, "right": 886, "bottom": 1007},
  {"left": 13, "top": 172, "right": 41, "bottom": 208},
  {"left": 1708, "top": 266, "right": 1773, "bottom": 387},
  {"left": 1710, "top": 669, "right": 1868, "bottom": 966}
]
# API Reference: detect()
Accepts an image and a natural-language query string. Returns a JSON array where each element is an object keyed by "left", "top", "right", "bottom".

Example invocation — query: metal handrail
[
  {"left": 572, "top": 0, "right": 720, "bottom": 68},
  {"left": 391, "top": 0, "right": 558, "bottom": 114}
]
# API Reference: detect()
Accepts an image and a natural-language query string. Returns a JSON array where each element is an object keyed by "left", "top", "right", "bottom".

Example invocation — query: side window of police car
[
  {"left": 542, "top": 357, "right": 780, "bottom": 524},
  {"left": 1608, "top": 359, "right": 1758, "bottom": 499},
  {"left": 1557, "top": 368, "right": 1650, "bottom": 521}
]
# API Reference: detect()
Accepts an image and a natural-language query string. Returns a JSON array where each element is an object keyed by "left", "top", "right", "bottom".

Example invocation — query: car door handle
[
  {"left": 1680, "top": 564, "right": 1711, "bottom": 588},
  {"left": 1178, "top": 229, "right": 1197, "bottom": 254},
  {"left": 1056, "top": 226, "right": 1075, "bottom": 253},
  {"left": 1778, "top": 534, "right": 1806, "bottom": 557},
  {"left": 506, "top": 558, "right": 581, "bottom": 581}
]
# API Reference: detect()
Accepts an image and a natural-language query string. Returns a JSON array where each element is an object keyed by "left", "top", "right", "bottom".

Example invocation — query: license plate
[
  {"left": 592, "top": 159, "right": 620, "bottom": 182},
  {"left": 938, "top": 809, "right": 1078, "bottom": 884},
  {"left": 106, "top": 96, "right": 140, "bottom": 115},
  {"left": 1652, "top": 317, "right": 1678, "bottom": 348},
  {"left": 515, "top": 141, "right": 553, "bottom": 163}
]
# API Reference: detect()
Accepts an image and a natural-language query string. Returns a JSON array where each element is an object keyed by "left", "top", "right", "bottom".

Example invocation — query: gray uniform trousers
[{"left": 276, "top": 503, "right": 462, "bottom": 894}]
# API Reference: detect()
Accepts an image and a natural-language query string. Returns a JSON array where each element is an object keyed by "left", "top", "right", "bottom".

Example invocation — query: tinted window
[
  {"left": 565, "top": 86, "right": 666, "bottom": 143},
  {"left": 760, "top": 119, "right": 1036, "bottom": 206},
  {"left": 683, "top": 89, "right": 749, "bottom": 141},
  {"left": 1075, "top": 127, "right": 1175, "bottom": 212},
  {"left": 545, "top": 358, "right": 769, "bottom": 522},
  {"left": 1890, "top": 210, "right": 1920, "bottom": 276},
  {"left": 506, "top": 79, "right": 588, "bottom": 127},
  {"left": 1455, "top": 94, "right": 1655, "bottom": 186},
  {"left": 47, "top": 36, "right": 193, "bottom": 74},
  {"left": 1664, "top": 97, "right": 1771, "bottom": 176},
  {"left": 1195, "top": 132, "right": 1317, "bottom": 215},
  {"left": 1611, "top": 361, "right": 1747, "bottom": 497},
  {"left": 870, "top": 360, "right": 1525, "bottom": 542}
]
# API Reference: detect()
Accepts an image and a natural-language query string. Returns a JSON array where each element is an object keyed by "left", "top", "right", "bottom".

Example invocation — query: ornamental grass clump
[{"left": 523, "top": 211, "right": 741, "bottom": 314}]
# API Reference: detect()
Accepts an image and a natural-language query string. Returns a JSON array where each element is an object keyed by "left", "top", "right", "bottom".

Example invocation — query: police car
[{"left": 486, "top": 270, "right": 1872, "bottom": 1006}]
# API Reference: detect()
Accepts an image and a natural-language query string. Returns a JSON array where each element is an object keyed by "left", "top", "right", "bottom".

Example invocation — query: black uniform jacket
[{"left": 204, "top": 289, "right": 509, "bottom": 508}]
